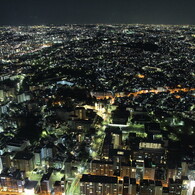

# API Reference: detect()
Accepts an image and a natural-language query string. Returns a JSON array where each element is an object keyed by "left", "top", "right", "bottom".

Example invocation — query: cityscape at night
[{"left": 0, "top": 24, "right": 194, "bottom": 195}]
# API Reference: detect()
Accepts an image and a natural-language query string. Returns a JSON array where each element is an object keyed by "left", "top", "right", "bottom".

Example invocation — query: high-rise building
[
  {"left": 168, "top": 178, "right": 182, "bottom": 195},
  {"left": 80, "top": 174, "right": 118, "bottom": 195},
  {"left": 40, "top": 169, "right": 53, "bottom": 195},
  {"left": 123, "top": 177, "right": 137, "bottom": 195},
  {"left": 12, "top": 151, "right": 34, "bottom": 172}
]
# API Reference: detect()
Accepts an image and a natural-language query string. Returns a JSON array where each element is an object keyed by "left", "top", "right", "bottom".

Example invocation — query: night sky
[{"left": 0, "top": 0, "right": 195, "bottom": 25}]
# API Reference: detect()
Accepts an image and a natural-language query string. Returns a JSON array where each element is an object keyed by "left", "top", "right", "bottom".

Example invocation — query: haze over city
[{"left": 1, "top": 0, "right": 195, "bottom": 25}]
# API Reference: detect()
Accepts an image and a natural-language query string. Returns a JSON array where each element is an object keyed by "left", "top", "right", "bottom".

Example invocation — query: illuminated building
[
  {"left": 110, "top": 149, "right": 132, "bottom": 176},
  {"left": 0, "top": 169, "right": 24, "bottom": 193},
  {"left": 40, "top": 169, "right": 53, "bottom": 195},
  {"left": 68, "top": 119, "right": 91, "bottom": 131},
  {"left": 90, "top": 160, "right": 114, "bottom": 176},
  {"left": 189, "top": 180, "right": 195, "bottom": 195},
  {"left": 75, "top": 107, "right": 87, "bottom": 120},
  {"left": 123, "top": 177, "right": 137, "bottom": 195},
  {"left": 80, "top": 174, "right": 119, "bottom": 195},
  {"left": 0, "top": 153, "right": 11, "bottom": 172},
  {"left": 143, "top": 159, "right": 155, "bottom": 180},
  {"left": 24, "top": 179, "right": 39, "bottom": 195},
  {"left": 120, "top": 162, "right": 136, "bottom": 178},
  {"left": 41, "top": 144, "right": 53, "bottom": 160},
  {"left": 166, "top": 168, "right": 179, "bottom": 183},
  {"left": 181, "top": 162, "right": 189, "bottom": 177},
  {"left": 133, "top": 139, "right": 166, "bottom": 165},
  {"left": 34, "top": 148, "right": 41, "bottom": 166},
  {"left": 153, "top": 181, "right": 163, "bottom": 195},
  {"left": 95, "top": 101, "right": 107, "bottom": 113},
  {"left": 139, "top": 179, "right": 154, "bottom": 195},
  {"left": 17, "top": 93, "right": 31, "bottom": 103},
  {"left": 139, "top": 141, "right": 162, "bottom": 150},
  {"left": 181, "top": 176, "right": 190, "bottom": 195},
  {"left": 89, "top": 160, "right": 136, "bottom": 178},
  {"left": 12, "top": 152, "right": 34, "bottom": 172},
  {"left": 0, "top": 89, "right": 4, "bottom": 101},
  {"left": 102, "top": 132, "right": 113, "bottom": 159},
  {"left": 0, "top": 103, "right": 8, "bottom": 115},
  {"left": 168, "top": 178, "right": 182, "bottom": 195},
  {"left": 112, "top": 131, "right": 122, "bottom": 149}
]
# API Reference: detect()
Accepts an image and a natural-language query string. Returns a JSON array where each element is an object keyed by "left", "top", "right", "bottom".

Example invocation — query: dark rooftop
[
  {"left": 80, "top": 174, "right": 117, "bottom": 184},
  {"left": 14, "top": 152, "right": 34, "bottom": 160}
]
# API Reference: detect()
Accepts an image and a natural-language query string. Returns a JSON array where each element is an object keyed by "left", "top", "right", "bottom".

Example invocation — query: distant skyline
[{"left": 0, "top": 0, "right": 195, "bottom": 25}]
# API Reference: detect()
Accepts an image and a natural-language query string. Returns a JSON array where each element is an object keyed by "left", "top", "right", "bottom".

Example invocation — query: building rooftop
[
  {"left": 80, "top": 174, "right": 117, "bottom": 184},
  {"left": 24, "top": 180, "right": 38, "bottom": 189},
  {"left": 14, "top": 151, "right": 34, "bottom": 160}
]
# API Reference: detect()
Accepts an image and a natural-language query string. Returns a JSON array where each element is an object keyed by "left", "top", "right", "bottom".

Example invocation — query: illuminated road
[
  {"left": 65, "top": 87, "right": 195, "bottom": 194},
  {"left": 65, "top": 161, "right": 88, "bottom": 195},
  {"left": 117, "top": 87, "right": 195, "bottom": 98},
  {"left": 65, "top": 104, "right": 115, "bottom": 195},
  {"left": 94, "top": 87, "right": 195, "bottom": 101}
]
